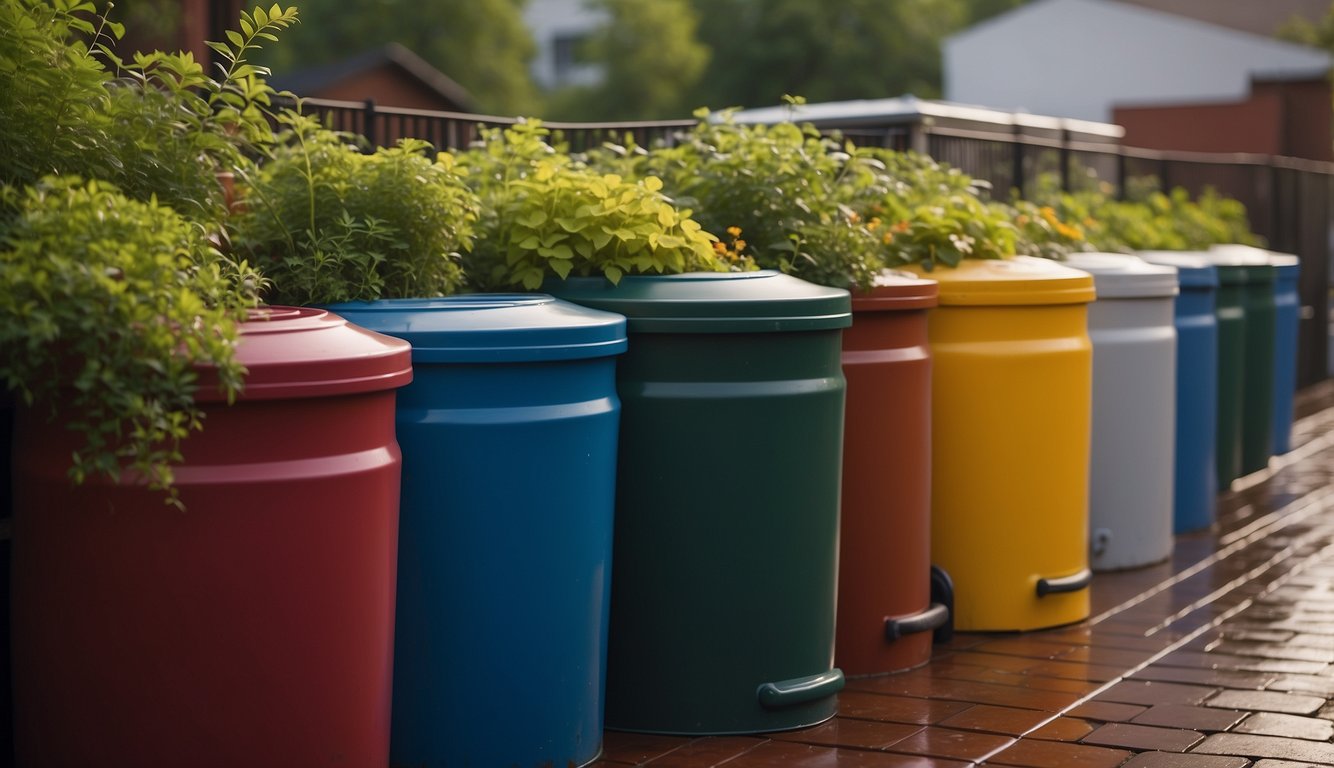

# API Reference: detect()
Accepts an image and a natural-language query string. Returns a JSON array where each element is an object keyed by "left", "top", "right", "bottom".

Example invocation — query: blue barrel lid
[
  {"left": 546, "top": 271, "right": 852, "bottom": 333},
  {"left": 324, "top": 295, "right": 627, "bottom": 363},
  {"left": 1063, "top": 252, "right": 1178, "bottom": 299},
  {"left": 1136, "top": 251, "right": 1219, "bottom": 289}
]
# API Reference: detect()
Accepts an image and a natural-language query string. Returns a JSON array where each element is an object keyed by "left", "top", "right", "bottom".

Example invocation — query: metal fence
[{"left": 294, "top": 97, "right": 1332, "bottom": 387}]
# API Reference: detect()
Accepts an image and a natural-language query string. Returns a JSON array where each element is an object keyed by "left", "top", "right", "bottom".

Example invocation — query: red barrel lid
[
  {"left": 850, "top": 270, "right": 939, "bottom": 312},
  {"left": 195, "top": 306, "right": 413, "bottom": 402}
]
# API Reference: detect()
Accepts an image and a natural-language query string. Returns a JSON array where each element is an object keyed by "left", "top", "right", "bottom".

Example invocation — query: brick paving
[{"left": 592, "top": 380, "right": 1334, "bottom": 766}]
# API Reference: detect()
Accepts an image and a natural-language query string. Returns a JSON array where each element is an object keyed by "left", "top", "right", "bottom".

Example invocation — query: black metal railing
[{"left": 290, "top": 96, "right": 1332, "bottom": 387}]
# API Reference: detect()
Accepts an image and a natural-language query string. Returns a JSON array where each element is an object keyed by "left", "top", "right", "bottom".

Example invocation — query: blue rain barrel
[
  {"left": 1139, "top": 252, "right": 1219, "bottom": 533},
  {"left": 326, "top": 295, "right": 627, "bottom": 768}
]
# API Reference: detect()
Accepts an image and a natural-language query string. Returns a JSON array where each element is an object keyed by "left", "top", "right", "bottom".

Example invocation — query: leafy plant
[
  {"left": 589, "top": 109, "right": 894, "bottom": 288},
  {"left": 231, "top": 113, "right": 480, "bottom": 305},
  {"left": 0, "top": 0, "right": 297, "bottom": 223},
  {"left": 457, "top": 121, "right": 734, "bottom": 290},
  {"left": 1008, "top": 198, "right": 1091, "bottom": 260},
  {"left": 0, "top": 177, "right": 263, "bottom": 501},
  {"left": 858, "top": 148, "right": 1019, "bottom": 270},
  {"left": 1030, "top": 184, "right": 1259, "bottom": 253}
]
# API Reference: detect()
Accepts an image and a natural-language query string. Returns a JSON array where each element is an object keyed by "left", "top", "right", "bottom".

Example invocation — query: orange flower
[
  {"left": 867, "top": 217, "right": 881, "bottom": 231},
  {"left": 713, "top": 241, "right": 727, "bottom": 253},
  {"left": 733, "top": 239, "right": 746, "bottom": 252},
  {"left": 893, "top": 220, "right": 911, "bottom": 233},
  {"left": 726, "top": 226, "right": 743, "bottom": 238}
]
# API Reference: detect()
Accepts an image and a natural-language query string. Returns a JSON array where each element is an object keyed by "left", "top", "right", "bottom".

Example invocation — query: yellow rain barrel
[{"left": 900, "top": 257, "right": 1096, "bottom": 631}]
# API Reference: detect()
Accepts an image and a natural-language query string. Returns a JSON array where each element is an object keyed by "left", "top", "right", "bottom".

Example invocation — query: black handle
[
  {"left": 884, "top": 603, "right": 950, "bottom": 643},
  {"left": 1036, "top": 568, "right": 1092, "bottom": 598}
]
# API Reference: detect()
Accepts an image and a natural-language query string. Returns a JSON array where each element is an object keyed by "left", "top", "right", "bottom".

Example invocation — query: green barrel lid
[
  {"left": 1205, "top": 244, "right": 1275, "bottom": 285},
  {"left": 546, "top": 271, "right": 852, "bottom": 333},
  {"left": 898, "top": 256, "right": 1096, "bottom": 306},
  {"left": 1063, "top": 252, "right": 1179, "bottom": 299}
]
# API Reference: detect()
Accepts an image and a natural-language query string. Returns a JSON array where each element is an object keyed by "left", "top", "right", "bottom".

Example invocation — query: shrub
[{"left": 231, "top": 114, "right": 480, "bottom": 304}]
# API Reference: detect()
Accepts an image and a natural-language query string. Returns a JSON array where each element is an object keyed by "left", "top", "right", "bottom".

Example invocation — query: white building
[
  {"left": 942, "top": 0, "right": 1331, "bottom": 122},
  {"left": 521, "top": 0, "right": 607, "bottom": 90}
]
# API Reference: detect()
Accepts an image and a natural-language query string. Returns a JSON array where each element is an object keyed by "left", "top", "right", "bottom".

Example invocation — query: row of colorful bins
[{"left": 7, "top": 244, "right": 1302, "bottom": 766}]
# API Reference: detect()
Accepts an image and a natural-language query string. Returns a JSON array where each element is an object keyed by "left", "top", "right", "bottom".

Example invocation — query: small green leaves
[{"left": 456, "top": 121, "right": 735, "bottom": 291}]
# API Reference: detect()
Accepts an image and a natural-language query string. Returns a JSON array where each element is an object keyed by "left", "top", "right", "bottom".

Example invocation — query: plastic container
[
  {"left": 326, "top": 295, "right": 626, "bottom": 768},
  {"left": 900, "top": 257, "right": 1095, "bottom": 631},
  {"left": 1218, "top": 249, "right": 1305, "bottom": 455},
  {"left": 12, "top": 307, "right": 411, "bottom": 768},
  {"left": 549, "top": 271, "right": 850, "bottom": 735},
  {"left": 1064, "top": 254, "right": 1178, "bottom": 570},
  {"left": 1207, "top": 246, "right": 1277, "bottom": 477},
  {"left": 1138, "top": 251, "right": 1220, "bottom": 533},
  {"left": 837, "top": 272, "right": 946, "bottom": 675}
]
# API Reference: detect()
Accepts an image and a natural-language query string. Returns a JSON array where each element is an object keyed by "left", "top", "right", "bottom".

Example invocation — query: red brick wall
[{"left": 1113, "top": 79, "right": 1332, "bottom": 161}]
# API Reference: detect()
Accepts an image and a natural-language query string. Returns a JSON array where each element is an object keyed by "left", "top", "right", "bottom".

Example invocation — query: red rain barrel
[
  {"left": 836, "top": 272, "right": 946, "bottom": 675},
  {"left": 12, "top": 307, "right": 412, "bottom": 768}
]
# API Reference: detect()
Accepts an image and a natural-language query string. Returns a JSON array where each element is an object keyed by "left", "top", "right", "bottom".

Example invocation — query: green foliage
[
  {"left": 0, "top": 0, "right": 297, "bottom": 223},
  {"left": 591, "top": 111, "right": 893, "bottom": 288},
  {"left": 231, "top": 114, "right": 480, "bottom": 305},
  {"left": 0, "top": 177, "right": 263, "bottom": 501},
  {"left": 1032, "top": 185, "right": 1259, "bottom": 253},
  {"left": 590, "top": 113, "right": 1018, "bottom": 286},
  {"left": 543, "top": 0, "right": 709, "bottom": 121},
  {"left": 1008, "top": 199, "right": 1092, "bottom": 260},
  {"left": 258, "top": 0, "right": 537, "bottom": 115},
  {"left": 859, "top": 149, "right": 1019, "bottom": 270},
  {"left": 456, "top": 121, "right": 732, "bottom": 290}
]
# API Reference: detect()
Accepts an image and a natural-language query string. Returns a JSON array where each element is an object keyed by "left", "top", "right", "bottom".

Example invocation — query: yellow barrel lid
[{"left": 898, "top": 256, "right": 1096, "bottom": 306}]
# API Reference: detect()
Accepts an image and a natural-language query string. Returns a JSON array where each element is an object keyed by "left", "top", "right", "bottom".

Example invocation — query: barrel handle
[
  {"left": 884, "top": 603, "right": 950, "bottom": 643},
  {"left": 756, "top": 669, "right": 845, "bottom": 710},
  {"left": 1036, "top": 568, "right": 1092, "bottom": 598}
]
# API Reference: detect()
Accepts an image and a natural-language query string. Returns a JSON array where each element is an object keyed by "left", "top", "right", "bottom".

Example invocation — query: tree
[
  {"left": 685, "top": 0, "right": 968, "bottom": 110},
  {"left": 542, "top": 0, "right": 709, "bottom": 120},
  {"left": 258, "top": 0, "right": 538, "bottom": 115}
]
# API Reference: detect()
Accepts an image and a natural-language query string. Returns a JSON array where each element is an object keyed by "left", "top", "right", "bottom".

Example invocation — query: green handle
[{"left": 756, "top": 669, "right": 844, "bottom": 710}]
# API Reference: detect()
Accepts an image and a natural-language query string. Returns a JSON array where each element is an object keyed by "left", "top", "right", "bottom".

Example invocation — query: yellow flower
[
  {"left": 1039, "top": 206, "right": 1058, "bottom": 224},
  {"left": 713, "top": 241, "right": 727, "bottom": 253},
  {"left": 867, "top": 217, "right": 881, "bottom": 231},
  {"left": 882, "top": 232, "right": 895, "bottom": 245},
  {"left": 733, "top": 239, "right": 746, "bottom": 252},
  {"left": 726, "top": 226, "right": 743, "bottom": 238}
]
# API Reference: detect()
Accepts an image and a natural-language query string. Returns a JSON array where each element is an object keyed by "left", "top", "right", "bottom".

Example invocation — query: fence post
[
  {"left": 1115, "top": 151, "right": 1127, "bottom": 200},
  {"left": 1012, "top": 124, "right": 1026, "bottom": 199},
  {"left": 363, "top": 99, "right": 378, "bottom": 152},
  {"left": 1059, "top": 129, "right": 1071, "bottom": 193}
]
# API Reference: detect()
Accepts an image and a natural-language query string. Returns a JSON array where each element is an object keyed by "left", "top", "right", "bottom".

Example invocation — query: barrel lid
[
  {"left": 1136, "top": 250, "right": 1219, "bottom": 289},
  {"left": 898, "top": 256, "right": 1096, "bottom": 306},
  {"left": 1062, "top": 252, "right": 1179, "bottom": 299},
  {"left": 323, "top": 295, "right": 627, "bottom": 363},
  {"left": 196, "top": 306, "right": 413, "bottom": 402},
  {"left": 851, "top": 270, "right": 939, "bottom": 312},
  {"left": 1205, "top": 244, "right": 1276, "bottom": 284},
  {"left": 546, "top": 271, "right": 852, "bottom": 333},
  {"left": 1213, "top": 244, "right": 1300, "bottom": 278}
]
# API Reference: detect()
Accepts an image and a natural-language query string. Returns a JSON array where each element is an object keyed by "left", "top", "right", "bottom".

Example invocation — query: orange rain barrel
[
  {"left": 901, "top": 258, "right": 1095, "bottom": 631},
  {"left": 836, "top": 272, "right": 948, "bottom": 675},
  {"left": 12, "top": 307, "right": 412, "bottom": 768}
]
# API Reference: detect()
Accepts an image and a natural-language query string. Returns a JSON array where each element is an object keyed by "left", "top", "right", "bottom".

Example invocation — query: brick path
[{"left": 594, "top": 380, "right": 1334, "bottom": 767}]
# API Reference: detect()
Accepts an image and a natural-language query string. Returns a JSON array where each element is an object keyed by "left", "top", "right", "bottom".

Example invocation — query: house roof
[
  {"left": 1113, "top": 0, "right": 1329, "bottom": 38},
  {"left": 270, "top": 43, "right": 475, "bottom": 111},
  {"left": 947, "top": 0, "right": 1332, "bottom": 81},
  {"left": 730, "top": 95, "right": 1125, "bottom": 139}
]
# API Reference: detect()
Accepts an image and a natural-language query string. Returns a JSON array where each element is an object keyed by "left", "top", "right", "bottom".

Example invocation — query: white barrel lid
[{"left": 1063, "top": 252, "right": 1179, "bottom": 299}]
